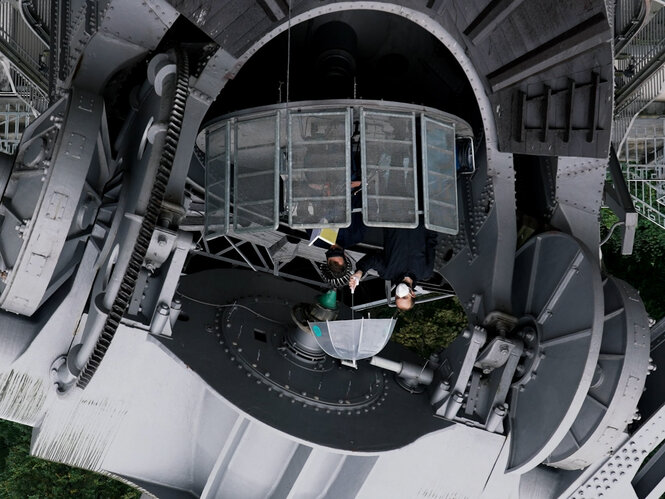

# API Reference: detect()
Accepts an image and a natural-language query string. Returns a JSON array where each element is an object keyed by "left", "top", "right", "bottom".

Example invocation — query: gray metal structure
[{"left": 0, "top": 0, "right": 661, "bottom": 498}]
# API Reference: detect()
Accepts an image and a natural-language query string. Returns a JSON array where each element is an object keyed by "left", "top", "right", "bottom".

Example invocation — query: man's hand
[{"left": 349, "top": 270, "right": 363, "bottom": 292}]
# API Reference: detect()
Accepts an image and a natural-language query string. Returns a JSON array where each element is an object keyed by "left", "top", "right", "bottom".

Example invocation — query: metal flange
[{"left": 545, "top": 276, "right": 650, "bottom": 469}]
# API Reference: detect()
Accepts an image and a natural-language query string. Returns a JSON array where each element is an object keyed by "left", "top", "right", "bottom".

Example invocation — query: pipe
[
  {"left": 150, "top": 303, "right": 170, "bottom": 335},
  {"left": 444, "top": 392, "right": 465, "bottom": 420},
  {"left": 370, "top": 356, "right": 434, "bottom": 385}
]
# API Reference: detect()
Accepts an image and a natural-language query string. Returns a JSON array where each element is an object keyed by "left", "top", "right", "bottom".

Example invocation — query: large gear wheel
[
  {"left": 76, "top": 50, "right": 190, "bottom": 389},
  {"left": 506, "top": 232, "right": 604, "bottom": 473}
]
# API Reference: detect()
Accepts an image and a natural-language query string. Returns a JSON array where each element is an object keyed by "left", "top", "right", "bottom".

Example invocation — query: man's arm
[
  {"left": 356, "top": 252, "right": 385, "bottom": 275},
  {"left": 349, "top": 252, "right": 385, "bottom": 291}
]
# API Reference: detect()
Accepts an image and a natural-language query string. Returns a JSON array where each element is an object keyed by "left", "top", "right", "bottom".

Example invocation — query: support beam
[
  {"left": 487, "top": 13, "right": 609, "bottom": 92},
  {"left": 541, "top": 85, "right": 551, "bottom": 143},
  {"left": 633, "top": 443, "right": 665, "bottom": 499},
  {"left": 464, "top": 0, "right": 526, "bottom": 45},
  {"left": 565, "top": 79, "right": 575, "bottom": 143},
  {"left": 256, "top": 0, "right": 288, "bottom": 21},
  {"left": 587, "top": 72, "right": 599, "bottom": 143}
]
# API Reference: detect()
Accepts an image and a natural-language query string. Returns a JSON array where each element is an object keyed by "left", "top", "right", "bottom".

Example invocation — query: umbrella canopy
[{"left": 308, "top": 318, "right": 397, "bottom": 361}]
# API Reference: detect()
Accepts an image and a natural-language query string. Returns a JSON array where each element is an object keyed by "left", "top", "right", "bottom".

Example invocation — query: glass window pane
[
  {"left": 233, "top": 114, "right": 279, "bottom": 233},
  {"left": 205, "top": 123, "right": 229, "bottom": 237},
  {"left": 422, "top": 116, "right": 458, "bottom": 234},
  {"left": 361, "top": 110, "right": 418, "bottom": 228},
  {"left": 288, "top": 111, "right": 350, "bottom": 228}
]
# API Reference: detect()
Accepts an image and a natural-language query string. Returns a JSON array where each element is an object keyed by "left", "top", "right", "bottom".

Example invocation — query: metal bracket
[
  {"left": 604, "top": 145, "right": 637, "bottom": 255},
  {"left": 433, "top": 325, "right": 487, "bottom": 418}
]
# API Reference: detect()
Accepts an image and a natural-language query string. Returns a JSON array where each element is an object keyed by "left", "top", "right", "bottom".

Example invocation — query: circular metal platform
[
  {"left": 220, "top": 296, "right": 386, "bottom": 411},
  {"left": 170, "top": 269, "right": 452, "bottom": 451},
  {"left": 506, "top": 232, "right": 603, "bottom": 473}
]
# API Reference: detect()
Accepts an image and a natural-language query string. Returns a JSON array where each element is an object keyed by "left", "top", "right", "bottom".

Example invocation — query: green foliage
[
  {"left": 0, "top": 420, "right": 139, "bottom": 499},
  {"left": 375, "top": 297, "right": 468, "bottom": 357},
  {"left": 601, "top": 209, "right": 665, "bottom": 320}
]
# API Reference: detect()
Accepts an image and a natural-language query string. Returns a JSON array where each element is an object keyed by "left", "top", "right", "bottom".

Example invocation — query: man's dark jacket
[{"left": 356, "top": 225, "right": 437, "bottom": 285}]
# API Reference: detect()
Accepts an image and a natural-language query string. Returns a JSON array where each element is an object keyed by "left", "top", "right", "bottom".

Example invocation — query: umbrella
[{"left": 308, "top": 318, "right": 396, "bottom": 361}]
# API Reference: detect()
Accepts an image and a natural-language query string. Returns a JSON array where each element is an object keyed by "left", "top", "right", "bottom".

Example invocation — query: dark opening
[{"left": 254, "top": 329, "right": 268, "bottom": 343}]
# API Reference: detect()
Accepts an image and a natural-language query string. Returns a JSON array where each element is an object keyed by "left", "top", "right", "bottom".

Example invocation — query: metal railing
[
  {"left": 19, "top": 0, "right": 50, "bottom": 46},
  {"left": 8, "top": 60, "right": 48, "bottom": 113},
  {"left": 615, "top": 0, "right": 650, "bottom": 54},
  {"left": 0, "top": 101, "right": 32, "bottom": 154},
  {"left": 0, "top": 0, "right": 49, "bottom": 116},
  {"left": 0, "top": 1, "right": 47, "bottom": 84},
  {"left": 615, "top": 6, "right": 665, "bottom": 97},
  {"left": 621, "top": 129, "right": 665, "bottom": 229},
  {"left": 613, "top": 4, "right": 665, "bottom": 151},
  {"left": 613, "top": 67, "right": 665, "bottom": 152}
]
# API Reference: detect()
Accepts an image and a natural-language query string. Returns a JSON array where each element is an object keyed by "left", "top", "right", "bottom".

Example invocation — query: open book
[{"left": 308, "top": 227, "right": 339, "bottom": 246}]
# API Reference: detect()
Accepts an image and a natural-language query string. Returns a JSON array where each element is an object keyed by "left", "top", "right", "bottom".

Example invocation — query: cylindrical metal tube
[
  {"left": 170, "top": 298, "right": 182, "bottom": 327},
  {"left": 370, "top": 356, "right": 434, "bottom": 385},
  {"left": 151, "top": 303, "right": 170, "bottom": 335},
  {"left": 444, "top": 391, "right": 465, "bottom": 420},
  {"left": 103, "top": 213, "right": 143, "bottom": 310},
  {"left": 486, "top": 403, "right": 508, "bottom": 433},
  {"left": 73, "top": 293, "right": 109, "bottom": 371},
  {"left": 399, "top": 362, "right": 434, "bottom": 385},
  {"left": 430, "top": 380, "right": 451, "bottom": 405},
  {"left": 369, "top": 356, "right": 402, "bottom": 373}
]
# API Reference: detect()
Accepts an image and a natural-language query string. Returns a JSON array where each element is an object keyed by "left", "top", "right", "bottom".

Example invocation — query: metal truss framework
[
  {"left": 193, "top": 233, "right": 331, "bottom": 290},
  {"left": 0, "top": 1, "right": 48, "bottom": 115},
  {"left": 192, "top": 231, "right": 455, "bottom": 311},
  {"left": 614, "top": 3, "right": 665, "bottom": 152}
]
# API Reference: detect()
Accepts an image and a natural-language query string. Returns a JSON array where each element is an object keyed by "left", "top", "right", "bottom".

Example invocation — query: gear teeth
[{"left": 76, "top": 51, "right": 190, "bottom": 390}]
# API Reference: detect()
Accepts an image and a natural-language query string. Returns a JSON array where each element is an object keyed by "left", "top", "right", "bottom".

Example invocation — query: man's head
[
  {"left": 321, "top": 246, "right": 354, "bottom": 287},
  {"left": 394, "top": 278, "right": 416, "bottom": 311},
  {"left": 325, "top": 246, "right": 347, "bottom": 278},
  {"left": 327, "top": 257, "right": 346, "bottom": 278}
]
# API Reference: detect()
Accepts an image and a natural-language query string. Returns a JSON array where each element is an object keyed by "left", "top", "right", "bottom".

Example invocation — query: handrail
[
  {"left": 18, "top": 0, "right": 50, "bottom": 47},
  {"left": 613, "top": 59, "right": 665, "bottom": 151},
  {"left": 615, "top": 0, "right": 651, "bottom": 54},
  {"left": 0, "top": 2, "right": 47, "bottom": 93},
  {"left": 0, "top": 101, "right": 33, "bottom": 154},
  {"left": 615, "top": 7, "right": 665, "bottom": 102},
  {"left": 0, "top": 57, "right": 48, "bottom": 114},
  {"left": 613, "top": 5, "right": 665, "bottom": 150}
]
